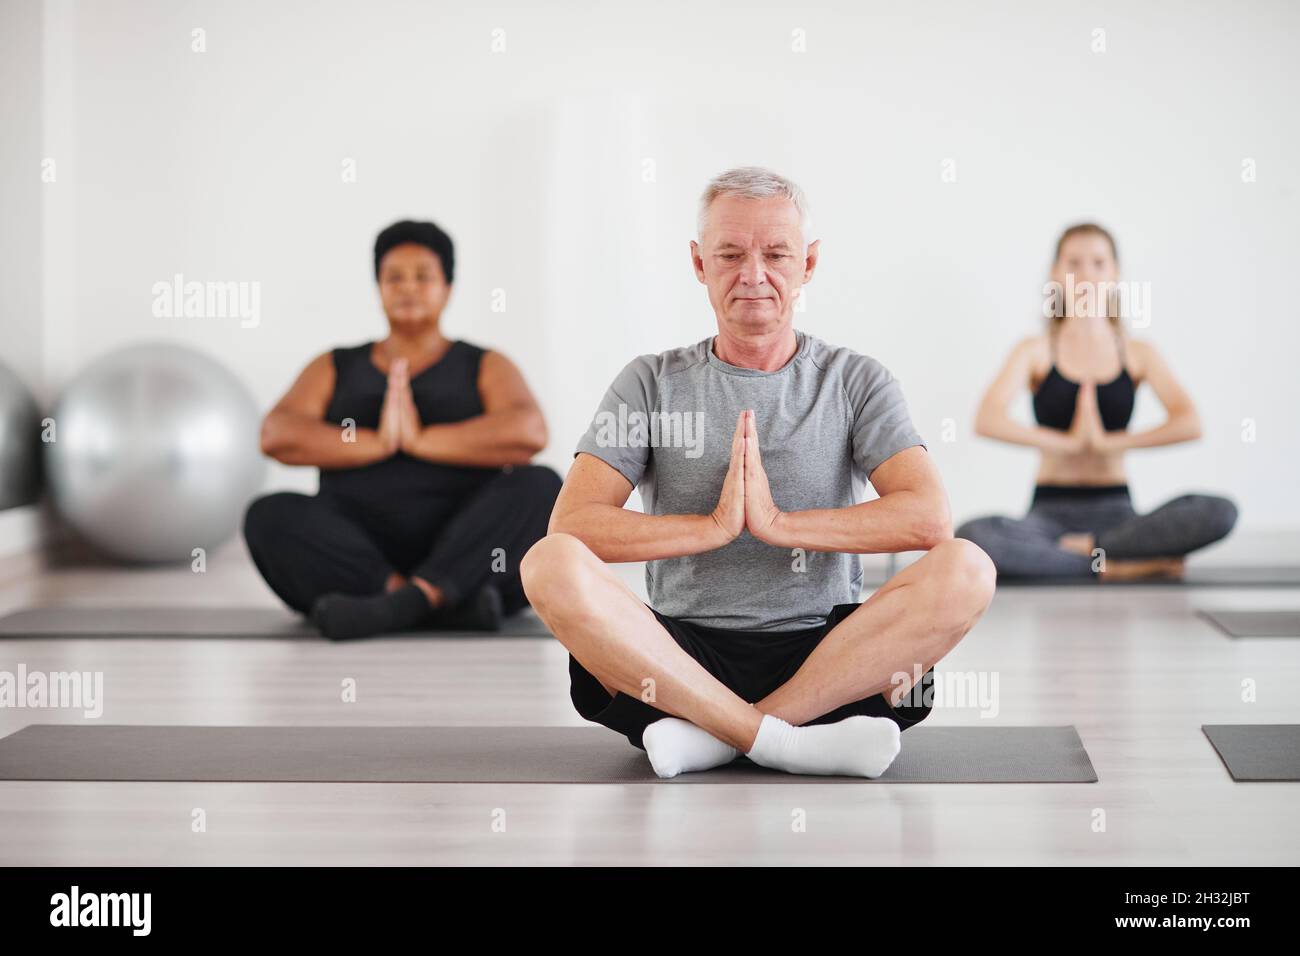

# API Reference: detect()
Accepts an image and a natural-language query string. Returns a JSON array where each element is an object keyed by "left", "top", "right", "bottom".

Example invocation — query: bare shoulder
[
  {"left": 1123, "top": 336, "right": 1159, "bottom": 380},
  {"left": 476, "top": 348, "right": 541, "bottom": 411},
  {"left": 1014, "top": 333, "right": 1048, "bottom": 356},
  {"left": 1013, "top": 333, "right": 1050, "bottom": 377},
  {"left": 304, "top": 350, "right": 335, "bottom": 374},
  {"left": 478, "top": 348, "right": 524, "bottom": 382},
  {"left": 293, "top": 351, "right": 336, "bottom": 389},
  {"left": 271, "top": 350, "right": 336, "bottom": 414}
]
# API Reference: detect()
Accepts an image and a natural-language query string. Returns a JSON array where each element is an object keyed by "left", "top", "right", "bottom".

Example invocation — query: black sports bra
[
  {"left": 318, "top": 339, "right": 498, "bottom": 501},
  {"left": 1032, "top": 326, "right": 1136, "bottom": 432}
]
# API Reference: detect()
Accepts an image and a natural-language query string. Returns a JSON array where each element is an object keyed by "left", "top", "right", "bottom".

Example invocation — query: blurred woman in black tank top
[
  {"left": 244, "top": 220, "right": 561, "bottom": 638},
  {"left": 956, "top": 223, "right": 1236, "bottom": 580}
]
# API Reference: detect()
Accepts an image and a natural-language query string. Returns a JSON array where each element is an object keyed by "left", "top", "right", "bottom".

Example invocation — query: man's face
[
  {"left": 691, "top": 195, "right": 818, "bottom": 338},
  {"left": 377, "top": 243, "right": 450, "bottom": 328}
]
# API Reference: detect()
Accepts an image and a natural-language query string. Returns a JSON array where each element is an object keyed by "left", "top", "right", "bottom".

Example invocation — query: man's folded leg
[
  {"left": 560, "top": 580, "right": 920, "bottom": 780},
  {"left": 523, "top": 533, "right": 763, "bottom": 775}
]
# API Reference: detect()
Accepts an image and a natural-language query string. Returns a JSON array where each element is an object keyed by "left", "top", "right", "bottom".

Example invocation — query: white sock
[
  {"left": 642, "top": 717, "right": 740, "bottom": 779},
  {"left": 745, "top": 713, "right": 901, "bottom": 778}
]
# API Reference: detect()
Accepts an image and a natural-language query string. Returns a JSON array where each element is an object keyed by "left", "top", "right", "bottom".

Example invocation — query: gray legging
[{"left": 956, "top": 485, "right": 1238, "bottom": 577}]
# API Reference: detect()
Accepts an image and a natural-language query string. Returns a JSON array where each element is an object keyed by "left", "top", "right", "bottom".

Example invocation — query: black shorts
[{"left": 568, "top": 602, "right": 935, "bottom": 750}]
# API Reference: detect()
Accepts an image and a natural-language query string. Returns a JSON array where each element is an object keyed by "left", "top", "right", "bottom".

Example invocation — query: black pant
[{"left": 243, "top": 464, "right": 562, "bottom": 614}]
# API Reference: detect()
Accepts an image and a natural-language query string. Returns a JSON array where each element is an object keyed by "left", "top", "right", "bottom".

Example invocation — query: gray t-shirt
[{"left": 574, "top": 329, "right": 927, "bottom": 631}]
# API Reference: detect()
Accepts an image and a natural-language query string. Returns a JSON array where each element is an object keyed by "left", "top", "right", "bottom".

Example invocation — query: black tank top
[
  {"left": 319, "top": 339, "right": 498, "bottom": 501},
  {"left": 1032, "top": 325, "right": 1136, "bottom": 432}
]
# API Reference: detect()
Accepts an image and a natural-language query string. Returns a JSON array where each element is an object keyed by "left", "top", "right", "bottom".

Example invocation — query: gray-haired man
[{"left": 522, "top": 167, "right": 995, "bottom": 778}]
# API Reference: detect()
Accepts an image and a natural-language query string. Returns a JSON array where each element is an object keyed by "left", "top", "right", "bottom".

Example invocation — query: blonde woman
[{"left": 956, "top": 224, "right": 1237, "bottom": 580}]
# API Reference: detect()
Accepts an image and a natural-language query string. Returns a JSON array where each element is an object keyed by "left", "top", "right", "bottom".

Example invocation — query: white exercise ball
[{"left": 45, "top": 343, "right": 265, "bottom": 563}]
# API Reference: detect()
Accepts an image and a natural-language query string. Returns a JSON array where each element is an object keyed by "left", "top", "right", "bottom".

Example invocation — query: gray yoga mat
[
  {"left": 1197, "top": 609, "right": 1300, "bottom": 638},
  {"left": 996, "top": 566, "right": 1300, "bottom": 588},
  {"left": 0, "top": 724, "right": 1096, "bottom": 783},
  {"left": 1202, "top": 724, "right": 1300, "bottom": 781},
  {"left": 0, "top": 606, "right": 552, "bottom": 639}
]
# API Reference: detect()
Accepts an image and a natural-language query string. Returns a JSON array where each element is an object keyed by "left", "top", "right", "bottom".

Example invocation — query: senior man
[{"left": 521, "top": 167, "right": 995, "bottom": 778}]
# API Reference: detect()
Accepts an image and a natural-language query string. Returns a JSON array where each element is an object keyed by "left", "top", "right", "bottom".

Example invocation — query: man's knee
[
  {"left": 926, "top": 538, "right": 997, "bottom": 628},
  {"left": 520, "top": 532, "right": 597, "bottom": 609}
]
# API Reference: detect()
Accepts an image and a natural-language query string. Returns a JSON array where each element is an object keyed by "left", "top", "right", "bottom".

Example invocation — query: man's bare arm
[
  {"left": 760, "top": 446, "right": 952, "bottom": 554},
  {"left": 549, "top": 412, "right": 750, "bottom": 562}
]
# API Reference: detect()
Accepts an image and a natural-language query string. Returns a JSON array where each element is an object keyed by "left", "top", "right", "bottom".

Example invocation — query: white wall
[
  {"left": 0, "top": 0, "right": 45, "bottom": 554},
  {"left": 27, "top": 0, "right": 1300, "bottom": 529},
  {"left": 1, "top": 0, "right": 43, "bottom": 391}
]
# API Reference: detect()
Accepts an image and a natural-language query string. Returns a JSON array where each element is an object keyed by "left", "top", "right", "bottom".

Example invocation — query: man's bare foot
[
  {"left": 1057, "top": 532, "right": 1095, "bottom": 557},
  {"left": 1099, "top": 557, "right": 1186, "bottom": 581}
]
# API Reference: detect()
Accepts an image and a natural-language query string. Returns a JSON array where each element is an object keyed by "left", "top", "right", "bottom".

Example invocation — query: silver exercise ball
[
  {"left": 45, "top": 343, "right": 265, "bottom": 563},
  {"left": 0, "top": 361, "right": 42, "bottom": 510}
]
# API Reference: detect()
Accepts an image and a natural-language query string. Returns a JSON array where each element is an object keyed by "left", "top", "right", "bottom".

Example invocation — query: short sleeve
[
  {"left": 573, "top": 354, "right": 659, "bottom": 488},
  {"left": 846, "top": 357, "right": 927, "bottom": 478}
]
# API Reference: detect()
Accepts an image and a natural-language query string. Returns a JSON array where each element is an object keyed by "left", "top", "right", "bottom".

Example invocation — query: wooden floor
[{"left": 1, "top": 541, "right": 1298, "bottom": 866}]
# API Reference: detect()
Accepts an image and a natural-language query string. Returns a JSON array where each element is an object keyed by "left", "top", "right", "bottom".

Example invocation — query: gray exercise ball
[
  {"left": 45, "top": 343, "right": 265, "bottom": 563},
  {"left": 0, "top": 361, "right": 42, "bottom": 510}
]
